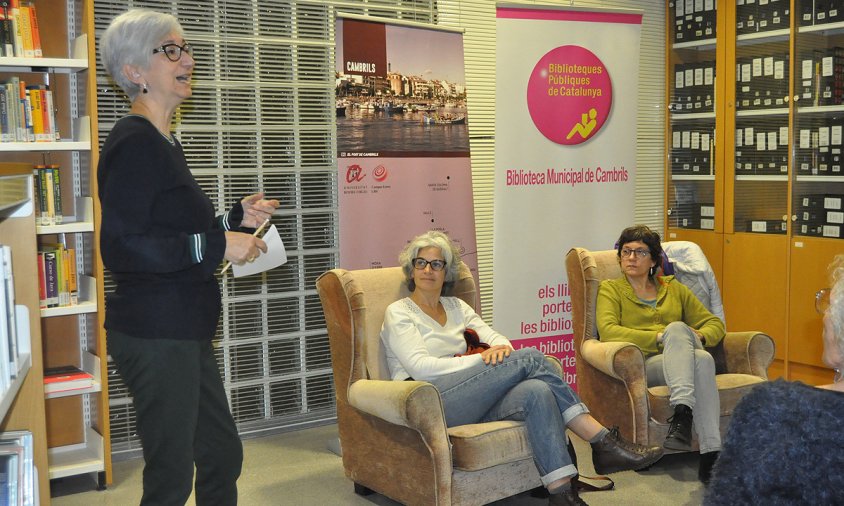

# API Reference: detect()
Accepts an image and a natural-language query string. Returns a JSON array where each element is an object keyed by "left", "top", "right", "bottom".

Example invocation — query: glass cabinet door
[
  {"left": 668, "top": 0, "right": 718, "bottom": 232},
  {"left": 731, "top": 0, "right": 791, "bottom": 235},
  {"left": 793, "top": 0, "right": 844, "bottom": 240}
]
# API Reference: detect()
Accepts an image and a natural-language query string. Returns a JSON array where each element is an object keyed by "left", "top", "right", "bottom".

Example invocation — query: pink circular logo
[
  {"left": 526, "top": 46, "right": 612, "bottom": 145},
  {"left": 373, "top": 165, "right": 388, "bottom": 182}
]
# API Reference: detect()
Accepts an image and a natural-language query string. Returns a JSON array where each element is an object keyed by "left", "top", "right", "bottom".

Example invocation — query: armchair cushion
[
  {"left": 448, "top": 421, "right": 533, "bottom": 471},
  {"left": 348, "top": 379, "right": 443, "bottom": 428}
]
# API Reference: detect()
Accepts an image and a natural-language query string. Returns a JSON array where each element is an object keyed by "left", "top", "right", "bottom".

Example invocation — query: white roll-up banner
[{"left": 494, "top": 4, "right": 642, "bottom": 388}]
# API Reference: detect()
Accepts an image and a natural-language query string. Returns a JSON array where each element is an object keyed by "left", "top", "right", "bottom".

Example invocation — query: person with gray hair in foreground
[
  {"left": 704, "top": 254, "right": 844, "bottom": 505},
  {"left": 380, "top": 230, "right": 664, "bottom": 506},
  {"left": 98, "top": 9, "right": 278, "bottom": 505}
]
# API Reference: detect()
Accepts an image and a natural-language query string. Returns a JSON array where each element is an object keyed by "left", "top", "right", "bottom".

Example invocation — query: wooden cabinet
[
  {"left": 667, "top": 1, "right": 841, "bottom": 385},
  {"left": 0, "top": 0, "right": 109, "bottom": 494}
]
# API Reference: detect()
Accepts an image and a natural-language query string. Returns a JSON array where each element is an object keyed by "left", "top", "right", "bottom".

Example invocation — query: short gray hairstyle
[
  {"left": 399, "top": 230, "right": 463, "bottom": 294},
  {"left": 829, "top": 254, "right": 844, "bottom": 356},
  {"left": 99, "top": 9, "right": 184, "bottom": 100}
]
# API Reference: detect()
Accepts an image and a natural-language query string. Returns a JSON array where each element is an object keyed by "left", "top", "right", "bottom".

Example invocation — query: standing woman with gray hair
[
  {"left": 380, "top": 230, "right": 664, "bottom": 506},
  {"left": 97, "top": 9, "right": 278, "bottom": 505}
]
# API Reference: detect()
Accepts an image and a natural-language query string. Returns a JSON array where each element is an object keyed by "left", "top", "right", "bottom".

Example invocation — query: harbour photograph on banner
[
  {"left": 335, "top": 15, "right": 477, "bottom": 275},
  {"left": 335, "top": 17, "right": 469, "bottom": 156}
]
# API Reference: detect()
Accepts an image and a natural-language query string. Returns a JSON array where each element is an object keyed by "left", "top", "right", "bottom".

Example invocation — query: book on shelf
[
  {"left": 35, "top": 250, "right": 45, "bottom": 310},
  {"left": 43, "top": 364, "right": 94, "bottom": 394},
  {"left": 0, "top": 246, "right": 11, "bottom": 394},
  {"left": 34, "top": 165, "right": 61, "bottom": 225},
  {"left": 0, "top": 445, "right": 21, "bottom": 506},
  {"left": 0, "top": 3, "right": 12, "bottom": 58},
  {"left": 16, "top": 2, "right": 30, "bottom": 58},
  {"left": 24, "top": 85, "right": 54, "bottom": 142},
  {"left": 1, "top": 245, "right": 18, "bottom": 378},
  {"left": 0, "top": 0, "right": 40, "bottom": 59},
  {"left": 25, "top": 2, "right": 39, "bottom": 58},
  {"left": 38, "top": 243, "right": 76, "bottom": 308},
  {"left": 40, "top": 249, "right": 58, "bottom": 308},
  {"left": 0, "top": 431, "right": 33, "bottom": 506}
]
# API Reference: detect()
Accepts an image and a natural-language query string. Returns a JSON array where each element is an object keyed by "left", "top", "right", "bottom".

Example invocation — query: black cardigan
[{"left": 98, "top": 115, "right": 242, "bottom": 341}]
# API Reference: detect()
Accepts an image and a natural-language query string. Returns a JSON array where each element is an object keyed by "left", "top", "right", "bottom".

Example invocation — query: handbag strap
[{"left": 575, "top": 474, "right": 615, "bottom": 492}]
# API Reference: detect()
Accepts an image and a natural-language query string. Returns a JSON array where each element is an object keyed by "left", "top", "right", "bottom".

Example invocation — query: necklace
[
  {"left": 835, "top": 368, "right": 843, "bottom": 383},
  {"left": 125, "top": 113, "right": 175, "bottom": 145}
]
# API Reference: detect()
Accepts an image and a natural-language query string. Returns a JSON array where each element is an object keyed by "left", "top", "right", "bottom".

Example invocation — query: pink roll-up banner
[
  {"left": 494, "top": 4, "right": 642, "bottom": 388},
  {"left": 335, "top": 15, "right": 478, "bottom": 280}
]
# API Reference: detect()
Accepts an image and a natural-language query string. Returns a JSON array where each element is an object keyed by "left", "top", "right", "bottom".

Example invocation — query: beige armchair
[
  {"left": 316, "top": 265, "right": 560, "bottom": 506},
  {"left": 565, "top": 247, "right": 775, "bottom": 450}
]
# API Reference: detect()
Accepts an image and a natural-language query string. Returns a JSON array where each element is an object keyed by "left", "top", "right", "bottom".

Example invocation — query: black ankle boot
[
  {"left": 698, "top": 450, "right": 719, "bottom": 485},
  {"left": 590, "top": 427, "right": 664, "bottom": 475},
  {"left": 548, "top": 484, "right": 589, "bottom": 506},
  {"left": 664, "top": 404, "right": 693, "bottom": 451}
]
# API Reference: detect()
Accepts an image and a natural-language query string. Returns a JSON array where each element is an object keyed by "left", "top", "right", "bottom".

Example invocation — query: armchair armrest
[
  {"left": 722, "top": 331, "right": 775, "bottom": 378},
  {"left": 581, "top": 339, "right": 646, "bottom": 384},
  {"left": 348, "top": 378, "right": 448, "bottom": 430}
]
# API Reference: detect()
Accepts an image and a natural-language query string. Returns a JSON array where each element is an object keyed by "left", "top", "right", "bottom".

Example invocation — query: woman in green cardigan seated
[{"left": 596, "top": 225, "right": 725, "bottom": 485}]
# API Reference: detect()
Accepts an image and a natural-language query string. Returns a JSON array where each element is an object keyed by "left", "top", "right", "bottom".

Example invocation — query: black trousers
[{"left": 108, "top": 330, "right": 243, "bottom": 506}]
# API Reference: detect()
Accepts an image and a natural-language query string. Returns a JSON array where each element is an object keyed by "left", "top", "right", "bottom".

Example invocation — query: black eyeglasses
[
  {"left": 152, "top": 43, "right": 193, "bottom": 62},
  {"left": 412, "top": 258, "right": 446, "bottom": 271},
  {"left": 620, "top": 248, "right": 650, "bottom": 259}
]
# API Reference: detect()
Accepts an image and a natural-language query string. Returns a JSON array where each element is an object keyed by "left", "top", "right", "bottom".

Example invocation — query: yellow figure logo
[{"left": 566, "top": 108, "right": 598, "bottom": 140}]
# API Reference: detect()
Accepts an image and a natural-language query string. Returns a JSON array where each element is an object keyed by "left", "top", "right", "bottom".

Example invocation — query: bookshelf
[
  {"left": 0, "top": 0, "right": 109, "bottom": 498},
  {"left": 0, "top": 164, "right": 47, "bottom": 504}
]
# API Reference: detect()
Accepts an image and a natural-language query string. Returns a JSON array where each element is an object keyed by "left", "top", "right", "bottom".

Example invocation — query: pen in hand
[{"left": 221, "top": 218, "right": 270, "bottom": 274}]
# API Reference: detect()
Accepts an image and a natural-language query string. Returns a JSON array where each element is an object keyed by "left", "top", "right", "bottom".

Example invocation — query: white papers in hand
[{"left": 232, "top": 224, "right": 287, "bottom": 277}]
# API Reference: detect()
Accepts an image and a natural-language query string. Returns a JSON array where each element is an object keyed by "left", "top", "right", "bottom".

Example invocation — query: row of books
[
  {"left": 672, "top": 202, "right": 715, "bottom": 231},
  {"left": 737, "top": 0, "right": 790, "bottom": 35},
  {"left": 37, "top": 243, "right": 77, "bottom": 309},
  {"left": 799, "top": 48, "right": 844, "bottom": 107},
  {"left": 735, "top": 124, "right": 790, "bottom": 176},
  {"left": 0, "top": 77, "right": 59, "bottom": 143},
  {"left": 671, "top": 61, "right": 715, "bottom": 114},
  {"left": 796, "top": 193, "right": 844, "bottom": 237},
  {"left": 671, "top": 127, "right": 714, "bottom": 175},
  {"left": 43, "top": 364, "right": 93, "bottom": 395},
  {"left": 671, "top": 0, "right": 716, "bottom": 44},
  {"left": 796, "top": 123, "right": 844, "bottom": 176},
  {"left": 0, "top": 1, "right": 41, "bottom": 59},
  {"left": 32, "top": 164, "right": 61, "bottom": 226},
  {"left": 736, "top": 54, "right": 789, "bottom": 111},
  {"left": 799, "top": 0, "right": 844, "bottom": 27},
  {"left": 0, "top": 431, "right": 35, "bottom": 506},
  {"left": 0, "top": 245, "right": 22, "bottom": 399}
]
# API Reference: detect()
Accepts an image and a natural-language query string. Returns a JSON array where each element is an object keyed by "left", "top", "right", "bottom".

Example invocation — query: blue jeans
[
  {"left": 645, "top": 321, "right": 721, "bottom": 453},
  {"left": 428, "top": 347, "right": 588, "bottom": 485}
]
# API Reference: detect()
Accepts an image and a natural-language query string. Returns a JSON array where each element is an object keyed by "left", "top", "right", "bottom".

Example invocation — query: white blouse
[{"left": 380, "top": 296, "right": 512, "bottom": 381}]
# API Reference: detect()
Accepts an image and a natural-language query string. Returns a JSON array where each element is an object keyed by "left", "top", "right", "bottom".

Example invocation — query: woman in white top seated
[{"left": 380, "top": 230, "right": 663, "bottom": 506}]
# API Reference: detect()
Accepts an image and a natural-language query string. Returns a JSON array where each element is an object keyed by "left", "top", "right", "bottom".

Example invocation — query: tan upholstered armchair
[
  {"left": 316, "top": 265, "right": 559, "bottom": 505},
  {"left": 564, "top": 247, "right": 775, "bottom": 450}
]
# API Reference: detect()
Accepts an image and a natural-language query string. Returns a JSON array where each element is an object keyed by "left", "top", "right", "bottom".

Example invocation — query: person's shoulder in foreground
[{"left": 704, "top": 378, "right": 844, "bottom": 506}]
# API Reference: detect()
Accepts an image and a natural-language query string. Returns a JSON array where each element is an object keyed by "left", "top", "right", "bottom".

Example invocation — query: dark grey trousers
[{"left": 108, "top": 330, "right": 243, "bottom": 505}]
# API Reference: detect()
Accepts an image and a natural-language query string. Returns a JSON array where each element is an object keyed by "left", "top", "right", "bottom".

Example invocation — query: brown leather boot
[{"left": 591, "top": 427, "right": 664, "bottom": 474}]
